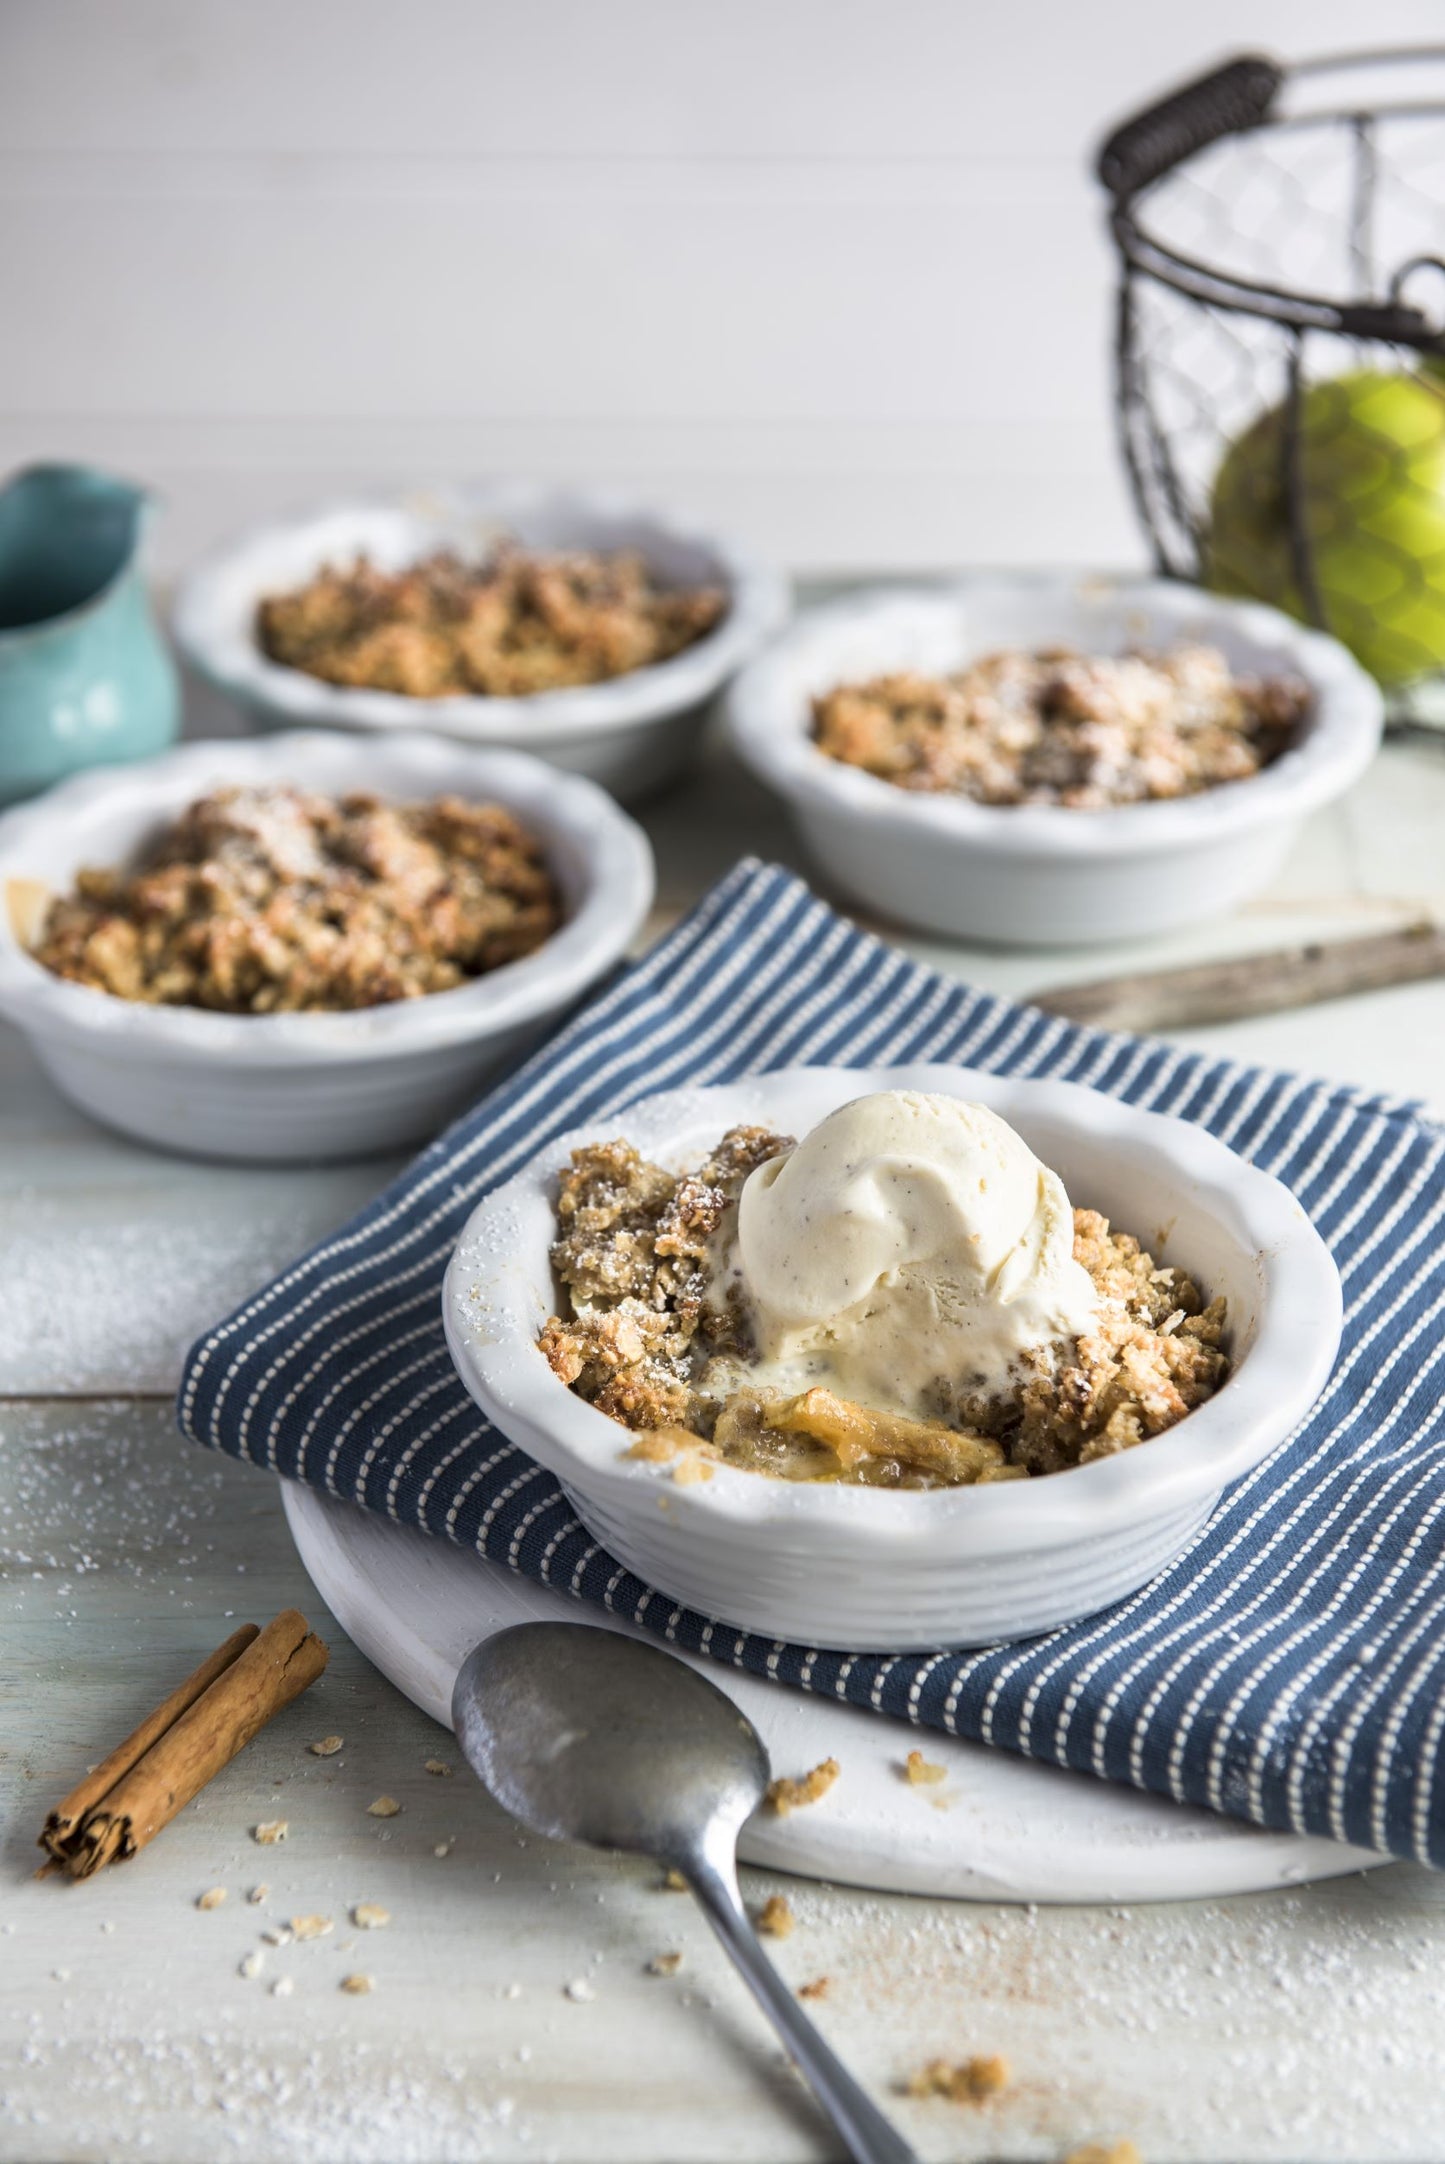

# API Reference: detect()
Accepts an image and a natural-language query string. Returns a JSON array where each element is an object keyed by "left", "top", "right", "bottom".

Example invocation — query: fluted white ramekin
[
  {"left": 172, "top": 483, "right": 789, "bottom": 800},
  {"left": 0, "top": 730, "right": 653, "bottom": 1163},
  {"left": 443, "top": 1063, "right": 1342, "bottom": 1651},
  {"left": 724, "top": 577, "right": 1383, "bottom": 947}
]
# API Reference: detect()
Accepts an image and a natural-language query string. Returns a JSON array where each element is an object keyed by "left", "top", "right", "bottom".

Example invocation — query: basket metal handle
[{"left": 1097, "top": 54, "right": 1284, "bottom": 197}]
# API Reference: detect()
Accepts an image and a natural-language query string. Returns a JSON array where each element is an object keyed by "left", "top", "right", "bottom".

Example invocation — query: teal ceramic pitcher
[{"left": 0, "top": 464, "right": 179, "bottom": 806}]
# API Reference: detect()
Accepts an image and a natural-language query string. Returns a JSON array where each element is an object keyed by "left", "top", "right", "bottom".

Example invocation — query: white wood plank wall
[{"left": 1, "top": 0, "right": 1441, "bottom": 578}]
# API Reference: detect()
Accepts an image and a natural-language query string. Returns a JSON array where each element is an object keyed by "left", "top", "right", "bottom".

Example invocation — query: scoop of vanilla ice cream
[{"left": 729, "top": 1090, "right": 1098, "bottom": 1418}]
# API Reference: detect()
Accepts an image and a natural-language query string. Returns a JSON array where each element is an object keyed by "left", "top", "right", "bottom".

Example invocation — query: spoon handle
[{"left": 682, "top": 1849, "right": 921, "bottom": 2164}]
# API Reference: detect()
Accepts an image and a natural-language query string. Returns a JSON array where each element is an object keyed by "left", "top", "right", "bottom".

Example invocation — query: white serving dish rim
[
  {"left": 725, "top": 577, "right": 1383, "bottom": 858},
  {"left": 0, "top": 729, "right": 654, "bottom": 1066},
  {"left": 443, "top": 1062, "right": 1343, "bottom": 1555},
  {"left": 171, "top": 481, "right": 789, "bottom": 743}
]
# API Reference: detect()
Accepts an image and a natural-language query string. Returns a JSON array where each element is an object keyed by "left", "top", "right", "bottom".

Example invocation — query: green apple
[{"left": 1207, "top": 366, "right": 1445, "bottom": 686}]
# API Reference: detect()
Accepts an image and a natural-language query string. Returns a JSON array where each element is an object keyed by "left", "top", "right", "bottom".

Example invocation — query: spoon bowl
[{"left": 452, "top": 1620, "right": 768, "bottom": 1862}]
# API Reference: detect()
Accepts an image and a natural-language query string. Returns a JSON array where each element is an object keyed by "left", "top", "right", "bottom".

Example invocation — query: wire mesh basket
[{"left": 1098, "top": 47, "right": 1445, "bottom": 731}]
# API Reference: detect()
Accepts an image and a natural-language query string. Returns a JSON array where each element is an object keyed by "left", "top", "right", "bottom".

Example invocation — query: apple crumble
[
  {"left": 812, "top": 643, "right": 1308, "bottom": 808},
  {"left": 257, "top": 543, "right": 727, "bottom": 698},
  {"left": 537, "top": 1126, "right": 1229, "bottom": 1488},
  {"left": 31, "top": 785, "right": 561, "bottom": 1012}
]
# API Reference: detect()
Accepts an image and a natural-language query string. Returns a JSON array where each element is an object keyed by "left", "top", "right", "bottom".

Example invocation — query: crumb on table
[
  {"left": 904, "top": 1749, "right": 947, "bottom": 1786},
  {"left": 766, "top": 1759, "right": 840, "bottom": 1816},
  {"left": 757, "top": 1893, "right": 796, "bottom": 1937},
  {"left": 907, "top": 2054, "right": 1011, "bottom": 2104}
]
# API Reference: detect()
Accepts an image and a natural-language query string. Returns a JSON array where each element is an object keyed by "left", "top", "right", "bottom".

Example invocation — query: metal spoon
[{"left": 452, "top": 1621, "right": 920, "bottom": 2164}]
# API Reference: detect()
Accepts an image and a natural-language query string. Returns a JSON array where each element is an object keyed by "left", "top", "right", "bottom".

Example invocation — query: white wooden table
[{"left": 5, "top": 642, "right": 1445, "bottom": 2164}]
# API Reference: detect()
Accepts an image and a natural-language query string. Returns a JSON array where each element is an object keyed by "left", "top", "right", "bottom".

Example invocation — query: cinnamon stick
[{"left": 40, "top": 1609, "right": 329, "bottom": 1880}]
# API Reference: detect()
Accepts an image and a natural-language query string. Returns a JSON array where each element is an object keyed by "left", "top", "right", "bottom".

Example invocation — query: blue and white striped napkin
[{"left": 179, "top": 859, "right": 1445, "bottom": 1868}]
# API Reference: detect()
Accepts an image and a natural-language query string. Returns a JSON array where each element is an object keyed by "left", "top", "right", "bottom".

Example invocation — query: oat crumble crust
[
  {"left": 31, "top": 785, "right": 561, "bottom": 1013},
  {"left": 538, "top": 1126, "right": 1229, "bottom": 1487},
  {"left": 811, "top": 643, "right": 1307, "bottom": 809},
  {"left": 257, "top": 544, "right": 728, "bottom": 699}
]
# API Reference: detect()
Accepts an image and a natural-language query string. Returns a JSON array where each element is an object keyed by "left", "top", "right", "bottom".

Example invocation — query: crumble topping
[
  {"left": 539, "top": 1127, "right": 1229, "bottom": 1487},
  {"left": 257, "top": 543, "right": 727, "bottom": 698},
  {"left": 812, "top": 643, "right": 1307, "bottom": 809},
  {"left": 31, "top": 785, "right": 561, "bottom": 1013}
]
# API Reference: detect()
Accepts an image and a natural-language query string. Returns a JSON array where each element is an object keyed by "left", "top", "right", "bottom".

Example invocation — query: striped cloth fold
[{"left": 179, "top": 858, "right": 1445, "bottom": 1868}]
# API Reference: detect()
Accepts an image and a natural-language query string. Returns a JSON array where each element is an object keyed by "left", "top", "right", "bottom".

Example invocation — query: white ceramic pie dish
[
  {"left": 724, "top": 577, "right": 1383, "bottom": 947},
  {"left": 0, "top": 730, "right": 653, "bottom": 1163},
  {"left": 172, "top": 482, "right": 789, "bottom": 800},
  {"left": 443, "top": 1062, "right": 1343, "bottom": 1651}
]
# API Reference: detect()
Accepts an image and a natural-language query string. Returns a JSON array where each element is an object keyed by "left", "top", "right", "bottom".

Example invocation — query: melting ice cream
[{"left": 723, "top": 1090, "right": 1099, "bottom": 1419}]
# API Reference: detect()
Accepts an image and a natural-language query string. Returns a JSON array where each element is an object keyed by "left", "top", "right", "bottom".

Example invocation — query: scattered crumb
[
  {"left": 309, "top": 1735, "right": 344, "bottom": 1757},
  {"left": 504, "top": 1982, "right": 523, "bottom": 2000},
  {"left": 340, "top": 1973, "right": 374, "bottom": 1996},
  {"left": 563, "top": 1977, "right": 596, "bottom": 2002},
  {"left": 904, "top": 1749, "right": 947, "bottom": 1786},
  {"left": 660, "top": 1868, "right": 688, "bottom": 1892},
  {"left": 1063, "top": 2147, "right": 1141, "bottom": 2164},
  {"left": 261, "top": 1926, "right": 293, "bottom": 1948},
  {"left": 367, "top": 1796, "right": 401, "bottom": 1818},
  {"left": 646, "top": 1952, "right": 683, "bottom": 1976},
  {"left": 907, "top": 2055, "right": 1011, "bottom": 2104},
  {"left": 797, "top": 1976, "right": 830, "bottom": 2001},
  {"left": 766, "top": 1759, "right": 840, "bottom": 1816},
  {"left": 757, "top": 1894, "right": 795, "bottom": 1938},
  {"left": 247, "top": 1884, "right": 269, "bottom": 1905},
  {"left": 253, "top": 1820, "right": 288, "bottom": 1845},
  {"left": 52, "top": 1969, "right": 71, "bottom": 1983},
  {"left": 433, "top": 1840, "right": 454, "bottom": 1858},
  {"left": 238, "top": 1950, "right": 265, "bottom": 1981},
  {"left": 271, "top": 1977, "right": 294, "bottom": 1999},
  {"left": 352, "top": 1903, "right": 391, "bottom": 1930},
  {"left": 196, "top": 1887, "right": 227, "bottom": 1911},
  {"left": 290, "top": 1915, "right": 334, "bottom": 1942},
  {"left": 424, "top": 1759, "right": 453, "bottom": 1777},
  {"left": 672, "top": 1455, "right": 715, "bottom": 1485}
]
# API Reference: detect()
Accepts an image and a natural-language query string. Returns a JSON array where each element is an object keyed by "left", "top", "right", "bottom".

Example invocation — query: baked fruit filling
[{"left": 538, "top": 1095, "right": 1230, "bottom": 1489}]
